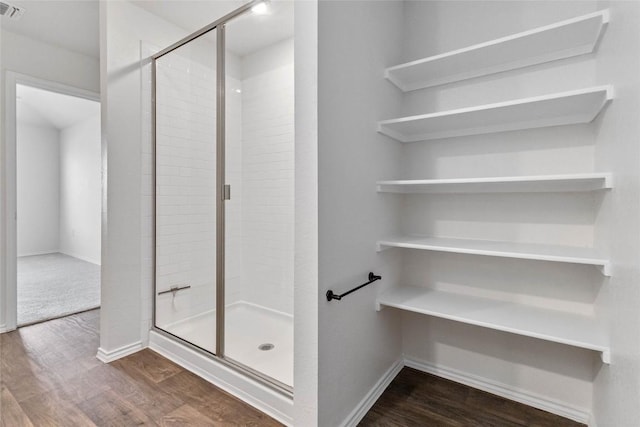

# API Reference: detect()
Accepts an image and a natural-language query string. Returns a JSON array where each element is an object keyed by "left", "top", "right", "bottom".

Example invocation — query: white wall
[
  {"left": 293, "top": 1, "right": 319, "bottom": 424},
  {"left": 0, "top": 29, "right": 99, "bottom": 329},
  {"left": 240, "top": 38, "right": 294, "bottom": 315},
  {"left": 17, "top": 113, "right": 101, "bottom": 263},
  {"left": 317, "top": 2, "right": 405, "bottom": 426},
  {"left": 16, "top": 123, "right": 60, "bottom": 257},
  {"left": 97, "top": 1, "right": 640, "bottom": 426},
  {"left": 100, "top": 0, "right": 196, "bottom": 353},
  {"left": 311, "top": 1, "right": 640, "bottom": 425},
  {"left": 592, "top": 1, "right": 640, "bottom": 425},
  {"left": 59, "top": 113, "right": 101, "bottom": 265},
  {"left": 0, "top": 30, "right": 100, "bottom": 93}
]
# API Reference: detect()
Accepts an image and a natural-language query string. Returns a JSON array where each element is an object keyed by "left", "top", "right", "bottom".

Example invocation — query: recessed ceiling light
[{"left": 251, "top": 2, "right": 269, "bottom": 15}]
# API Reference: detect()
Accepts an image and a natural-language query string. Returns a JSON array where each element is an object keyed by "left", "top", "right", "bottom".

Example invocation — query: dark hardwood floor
[
  {"left": 360, "top": 367, "right": 585, "bottom": 427},
  {"left": 1, "top": 309, "right": 585, "bottom": 427},
  {"left": 0, "top": 309, "right": 281, "bottom": 426}
]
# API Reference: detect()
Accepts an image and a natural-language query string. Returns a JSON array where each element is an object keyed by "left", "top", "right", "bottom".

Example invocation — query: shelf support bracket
[
  {"left": 599, "top": 262, "right": 612, "bottom": 277},
  {"left": 601, "top": 350, "right": 611, "bottom": 365},
  {"left": 376, "top": 242, "right": 390, "bottom": 252}
]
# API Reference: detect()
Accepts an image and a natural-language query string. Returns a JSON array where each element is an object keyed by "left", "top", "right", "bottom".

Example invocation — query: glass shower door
[
  {"left": 223, "top": 4, "right": 295, "bottom": 389},
  {"left": 154, "top": 30, "right": 219, "bottom": 354},
  {"left": 152, "top": 2, "right": 294, "bottom": 391}
]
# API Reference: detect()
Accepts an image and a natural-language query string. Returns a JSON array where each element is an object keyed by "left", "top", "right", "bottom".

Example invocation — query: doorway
[{"left": 4, "top": 73, "right": 101, "bottom": 329}]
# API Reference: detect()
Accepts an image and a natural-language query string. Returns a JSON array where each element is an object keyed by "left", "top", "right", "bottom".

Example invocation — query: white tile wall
[
  {"left": 239, "top": 61, "right": 295, "bottom": 315},
  {"left": 225, "top": 74, "right": 244, "bottom": 306},
  {"left": 145, "top": 38, "right": 294, "bottom": 342},
  {"left": 154, "top": 43, "right": 218, "bottom": 337}
]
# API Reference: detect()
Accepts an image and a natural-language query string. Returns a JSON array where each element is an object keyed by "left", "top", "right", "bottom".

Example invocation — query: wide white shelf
[
  {"left": 377, "top": 173, "right": 613, "bottom": 194},
  {"left": 376, "top": 286, "right": 609, "bottom": 362},
  {"left": 385, "top": 10, "right": 609, "bottom": 92},
  {"left": 377, "top": 236, "right": 610, "bottom": 276},
  {"left": 377, "top": 86, "right": 613, "bottom": 143}
]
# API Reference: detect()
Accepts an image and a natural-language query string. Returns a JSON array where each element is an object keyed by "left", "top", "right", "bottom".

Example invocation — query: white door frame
[{"left": 1, "top": 71, "right": 100, "bottom": 332}]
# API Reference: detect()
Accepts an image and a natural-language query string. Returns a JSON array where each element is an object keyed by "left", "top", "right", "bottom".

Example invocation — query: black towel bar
[{"left": 326, "top": 272, "right": 382, "bottom": 302}]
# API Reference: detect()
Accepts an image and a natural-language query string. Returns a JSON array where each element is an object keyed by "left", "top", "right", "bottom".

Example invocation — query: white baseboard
[
  {"left": 588, "top": 413, "right": 598, "bottom": 427},
  {"left": 96, "top": 341, "right": 143, "bottom": 363},
  {"left": 340, "top": 358, "right": 404, "bottom": 427},
  {"left": 59, "top": 250, "right": 101, "bottom": 266},
  {"left": 17, "top": 250, "right": 58, "bottom": 257},
  {"left": 0, "top": 323, "right": 8, "bottom": 334},
  {"left": 404, "top": 356, "right": 591, "bottom": 424},
  {"left": 149, "top": 330, "right": 293, "bottom": 426},
  {"left": 17, "top": 250, "right": 101, "bottom": 265}
]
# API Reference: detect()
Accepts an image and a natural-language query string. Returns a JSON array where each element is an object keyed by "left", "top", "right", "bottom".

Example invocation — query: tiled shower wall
[
  {"left": 153, "top": 39, "right": 219, "bottom": 328},
  {"left": 239, "top": 39, "right": 295, "bottom": 316},
  {"left": 143, "top": 37, "right": 294, "bottom": 331},
  {"left": 224, "top": 55, "right": 244, "bottom": 307}
]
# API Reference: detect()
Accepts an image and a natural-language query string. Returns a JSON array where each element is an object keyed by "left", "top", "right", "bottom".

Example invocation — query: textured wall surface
[
  {"left": 60, "top": 113, "right": 102, "bottom": 265},
  {"left": 16, "top": 124, "right": 60, "bottom": 256}
]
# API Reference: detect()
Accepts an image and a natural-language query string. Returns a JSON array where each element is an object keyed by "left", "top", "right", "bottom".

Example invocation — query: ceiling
[
  {"left": 132, "top": 0, "right": 294, "bottom": 57},
  {"left": 0, "top": 0, "right": 292, "bottom": 59},
  {"left": 17, "top": 84, "right": 100, "bottom": 130},
  {"left": 0, "top": 0, "right": 99, "bottom": 58},
  {"left": 131, "top": 0, "right": 244, "bottom": 32}
]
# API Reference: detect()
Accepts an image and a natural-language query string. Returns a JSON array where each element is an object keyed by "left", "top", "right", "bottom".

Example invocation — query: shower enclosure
[{"left": 152, "top": 0, "right": 294, "bottom": 393}]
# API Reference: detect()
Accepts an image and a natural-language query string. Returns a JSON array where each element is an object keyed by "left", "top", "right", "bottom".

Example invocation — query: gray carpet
[{"left": 17, "top": 253, "right": 100, "bottom": 326}]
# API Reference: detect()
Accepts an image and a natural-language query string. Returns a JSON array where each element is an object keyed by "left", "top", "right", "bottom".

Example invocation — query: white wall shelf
[
  {"left": 376, "top": 173, "right": 613, "bottom": 194},
  {"left": 377, "top": 236, "right": 610, "bottom": 276},
  {"left": 376, "top": 7, "right": 615, "bottom": 372},
  {"left": 376, "top": 286, "right": 610, "bottom": 363},
  {"left": 377, "top": 86, "right": 613, "bottom": 143},
  {"left": 385, "top": 10, "right": 609, "bottom": 92}
]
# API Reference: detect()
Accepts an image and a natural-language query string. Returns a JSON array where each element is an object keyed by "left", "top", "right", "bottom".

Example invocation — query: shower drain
[{"left": 258, "top": 343, "right": 275, "bottom": 351}]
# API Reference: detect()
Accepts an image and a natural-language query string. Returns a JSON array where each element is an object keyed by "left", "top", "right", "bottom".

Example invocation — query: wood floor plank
[
  {"left": 199, "top": 398, "right": 284, "bottom": 427},
  {"left": 158, "top": 370, "right": 282, "bottom": 426},
  {"left": 113, "top": 370, "right": 186, "bottom": 422},
  {"left": 1, "top": 308, "right": 584, "bottom": 427},
  {"left": 0, "top": 385, "right": 33, "bottom": 427},
  {"left": 57, "top": 364, "right": 114, "bottom": 405},
  {"left": 0, "top": 309, "right": 282, "bottom": 427},
  {"left": 113, "top": 348, "right": 183, "bottom": 384},
  {"left": 160, "top": 404, "right": 217, "bottom": 427},
  {"left": 359, "top": 368, "right": 586, "bottom": 427},
  {"left": 78, "top": 389, "right": 159, "bottom": 426},
  {"left": 0, "top": 333, "right": 41, "bottom": 379},
  {"left": 158, "top": 370, "right": 230, "bottom": 408},
  {"left": 107, "top": 353, "right": 188, "bottom": 422},
  {"left": 19, "top": 388, "right": 97, "bottom": 427},
  {"left": 2, "top": 365, "right": 60, "bottom": 403}
]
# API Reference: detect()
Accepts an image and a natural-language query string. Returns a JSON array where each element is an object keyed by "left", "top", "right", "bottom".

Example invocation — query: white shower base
[{"left": 161, "top": 301, "right": 293, "bottom": 387}]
